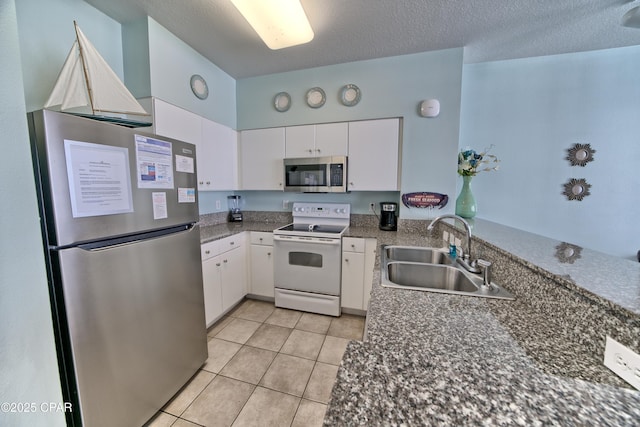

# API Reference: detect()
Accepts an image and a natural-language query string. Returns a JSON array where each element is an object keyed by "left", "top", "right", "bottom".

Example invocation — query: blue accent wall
[
  {"left": 2, "top": 1, "right": 65, "bottom": 425},
  {"left": 460, "top": 45, "right": 640, "bottom": 259},
  {"left": 15, "top": 0, "right": 123, "bottom": 113},
  {"left": 236, "top": 49, "right": 465, "bottom": 218}
]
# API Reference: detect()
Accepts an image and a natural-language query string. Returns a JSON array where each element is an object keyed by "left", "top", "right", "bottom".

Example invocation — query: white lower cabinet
[
  {"left": 201, "top": 234, "right": 247, "bottom": 327},
  {"left": 249, "top": 232, "right": 275, "bottom": 298},
  {"left": 341, "top": 237, "right": 377, "bottom": 311}
]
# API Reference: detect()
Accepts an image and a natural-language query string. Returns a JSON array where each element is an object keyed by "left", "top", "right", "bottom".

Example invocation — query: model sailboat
[{"left": 44, "top": 21, "right": 151, "bottom": 127}]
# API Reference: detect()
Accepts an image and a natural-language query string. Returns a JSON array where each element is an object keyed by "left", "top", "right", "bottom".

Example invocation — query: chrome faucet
[{"left": 427, "top": 214, "right": 481, "bottom": 274}]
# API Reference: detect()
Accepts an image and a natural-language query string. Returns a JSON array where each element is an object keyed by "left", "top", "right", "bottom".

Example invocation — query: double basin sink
[{"left": 381, "top": 246, "right": 515, "bottom": 300}]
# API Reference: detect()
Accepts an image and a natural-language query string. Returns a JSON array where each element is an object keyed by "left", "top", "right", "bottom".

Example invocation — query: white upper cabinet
[
  {"left": 153, "top": 98, "right": 202, "bottom": 145},
  {"left": 201, "top": 118, "right": 238, "bottom": 191},
  {"left": 150, "top": 98, "right": 237, "bottom": 191},
  {"left": 239, "top": 128, "right": 286, "bottom": 190},
  {"left": 285, "top": 123, "right": 348, "bottom": 158},
  {"left": 348, "top": 118, "right": 401, "bottom": 191}
]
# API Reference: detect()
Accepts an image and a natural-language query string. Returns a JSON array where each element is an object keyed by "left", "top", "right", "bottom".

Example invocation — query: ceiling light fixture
[{"left": 230, "top": 0, "right": 314, "bottom": 49}]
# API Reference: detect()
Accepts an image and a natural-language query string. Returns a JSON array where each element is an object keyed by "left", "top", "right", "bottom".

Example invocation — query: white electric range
[{"left": 273, "top": 202, "right": 350, "bottom": 316}]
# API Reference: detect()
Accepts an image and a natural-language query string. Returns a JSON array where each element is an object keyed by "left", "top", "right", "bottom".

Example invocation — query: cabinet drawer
[
  {"left": 201, "top": 240, "right": 220, "bottom": 261},
  {"left": 250, "top": 232, "right": 274, "bottom": 246},
  {"left": 219, "top": 234, "right": 244, "bottom": 253},
  {"left": 343, "top": 237, "right": 365, "bottom": 253}
]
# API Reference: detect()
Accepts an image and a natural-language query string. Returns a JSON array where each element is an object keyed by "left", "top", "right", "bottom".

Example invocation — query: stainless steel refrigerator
[{"left": 27, "top": 110, "right": 207, "bottom": 427}]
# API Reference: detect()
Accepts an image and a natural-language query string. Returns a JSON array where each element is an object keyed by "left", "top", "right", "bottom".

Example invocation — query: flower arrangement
[{"left": 457, "top": 145, "right": 500, "bottom": 176}]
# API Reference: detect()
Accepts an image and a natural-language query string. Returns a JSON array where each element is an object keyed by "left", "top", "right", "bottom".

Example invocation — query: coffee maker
[
  {"left": 227, "top": 195, "right": 243, "bottom": 222},
  {"left": 379, "top": 202, "right": 398, "bottom": 231}
]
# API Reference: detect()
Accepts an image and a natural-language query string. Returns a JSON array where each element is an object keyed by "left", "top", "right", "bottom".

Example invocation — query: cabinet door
[
  {"left": 250, "top": 245, "right": 274, "bottom": 298},
  {"left": 202, "top": 256, "right": 223, "bottom": 327},
  {"left": 348, "top": 119, "right": 400, "bottom": 191},
  {"left": 285, "top": 125, "right": 315, "bottom": 158},
  {"left": 341, "top": 251, "right": 365, "bottom": 310},
  {"left": 316, "top": 122, "right": 348, "bottom": 157},
  {"left": 153, "top": 99, "right": 202, "bottom": 145},
  {"left": 240, "top": 128, "right": 285, "bottom": 190},
  {"left": 221, "top": 246, "right": 247, "bottom": 310},
  {"left": 202, "top": 119, "right": 237, "bottom": 191}
]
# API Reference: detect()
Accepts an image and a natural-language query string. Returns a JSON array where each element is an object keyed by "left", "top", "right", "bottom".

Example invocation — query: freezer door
[
  {"left": 28, "top": 109, "right": 199, "bottom": 247},
  {"left": 57, "top": 225, "right": 206, "bottom": 427}
]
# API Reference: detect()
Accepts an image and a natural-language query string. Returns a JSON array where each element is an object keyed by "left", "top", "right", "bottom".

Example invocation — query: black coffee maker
[{"left": 379, "top": 202, "right": 398, "bottom": 231}]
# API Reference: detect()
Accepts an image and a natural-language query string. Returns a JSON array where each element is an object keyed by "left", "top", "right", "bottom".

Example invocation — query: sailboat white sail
[{"left": 45, "top": 22, "right": 150, "bottom": 124}]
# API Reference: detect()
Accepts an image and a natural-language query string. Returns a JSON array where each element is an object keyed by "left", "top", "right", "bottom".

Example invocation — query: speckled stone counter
[
  {"left": 327, "top": 224, "right": 640, "bottom": 425},
  {"left": 197, "top": 212, "right": 640, "bottom": 425}
]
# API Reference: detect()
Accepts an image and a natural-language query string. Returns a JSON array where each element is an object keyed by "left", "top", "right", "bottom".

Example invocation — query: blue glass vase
[{"left": 455, "top": 175, "right": 477, "bottom": 218}]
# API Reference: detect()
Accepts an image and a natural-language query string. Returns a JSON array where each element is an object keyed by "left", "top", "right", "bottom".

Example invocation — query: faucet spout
[{"left": 427, "top": 214, "right": 481, "bottom": 273}]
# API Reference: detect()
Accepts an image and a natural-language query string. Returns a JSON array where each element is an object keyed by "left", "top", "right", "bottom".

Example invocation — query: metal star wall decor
[
  {"left": 562, "top": 178, "right": 591, "bottom": 201},
  {"left": 566, "top": 143, "right": 596, "bottom": 167},
  {"left": 554, "top": 242, "right": 582, "bottom": 264}
]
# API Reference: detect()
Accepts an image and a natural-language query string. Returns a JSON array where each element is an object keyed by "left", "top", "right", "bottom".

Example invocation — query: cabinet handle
[
  {"left": 307, "top": 149, "right": 313, "bottom": 153},
  {"left": 205, "top": 250, "right": 210, "bottom": 254},
  {"left": 349, "top": 182, "right": 354, "bottom": 186},
  {"left": 316, "top": 148, "right": 321, "bottom": 153},
  {"left": 199, "top": 181, "right": 204, "bottom": 185},
  {"left": 267, "top": 252, "right": 271, "bottom": 256},
  {"left": 206, "top": 181, "right": 211, "bottom": 185},
  {"left": 216, "top": 263, "right": 221, "bottom": 267},
  {"left": 344, "top": 258, "right": 349, "bottom": 262},
  {"left": 230, "top": 241, "right": 235, "bottom": 245},
  {"left": 259, "top": 238, "right": 263, "bottom": 241},
  {"left": 223, "top": 259, "right": 228, "bottom": 263},
  {"left": 351, "top": 244, "right": 355, "bottom": 248}
]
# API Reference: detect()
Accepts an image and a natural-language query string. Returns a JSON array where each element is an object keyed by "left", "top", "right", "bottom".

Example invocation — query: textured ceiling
[{"left": 85, "top": 0, "right": 640, "bottom": 79}]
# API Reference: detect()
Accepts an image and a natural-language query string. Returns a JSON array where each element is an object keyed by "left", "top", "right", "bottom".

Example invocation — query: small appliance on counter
[
  {"left": 228, "top": 195, "right": 243, "bottom": 222},
  {"left": 379, "top": 202, "right": 398, "bottom": 231}
]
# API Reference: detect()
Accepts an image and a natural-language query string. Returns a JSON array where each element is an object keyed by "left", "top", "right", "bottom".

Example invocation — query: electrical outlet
[
  {"left": 604, "top": 336, "right": 640, "bottom": 390},
  {"left": 283, "top": 200, "right": 289, "bottom": 209},
  {"left": 215, "top": 200, "right": 221, "bottom": 210}
]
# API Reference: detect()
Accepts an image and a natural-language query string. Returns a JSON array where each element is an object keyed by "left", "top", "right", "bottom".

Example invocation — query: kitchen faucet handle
[{"left": 476, "top": 259, "right": 493, "bottom": 289}]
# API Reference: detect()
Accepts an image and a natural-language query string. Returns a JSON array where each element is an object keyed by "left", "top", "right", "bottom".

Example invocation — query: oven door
[{"left": 273, "top": 234, "right": 342, "bottom": 295}]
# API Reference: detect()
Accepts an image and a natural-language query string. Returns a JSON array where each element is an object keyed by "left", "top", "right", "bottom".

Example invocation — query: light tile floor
[{"left": 145, "top": 299, "right": 365, "bottom": 427}]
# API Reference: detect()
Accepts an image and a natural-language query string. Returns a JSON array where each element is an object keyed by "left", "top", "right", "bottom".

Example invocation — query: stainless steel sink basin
[
  {"left": 380, "top": 245, "right": 515, "bottom": 300},
  {"left": 384, "top": 245, "right": 452, "bottom": 265},
  {"left": 386, "top": 262, "right": 477, "bottom": 292}
]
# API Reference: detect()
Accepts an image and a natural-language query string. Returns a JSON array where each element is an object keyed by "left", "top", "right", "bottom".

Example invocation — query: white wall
[
  {"left": 460, "top": 45, "right": 640, "bottom": 259},
  {"left": 0, "top": 0, "right": 65, "bottom": 425}
]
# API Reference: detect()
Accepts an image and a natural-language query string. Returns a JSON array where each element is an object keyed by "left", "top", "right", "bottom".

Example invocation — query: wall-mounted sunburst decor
[
  {"left": 562, "top": 178, "right": 591, "bottom": 201},
  {"left": 566, "top": 143, "right": 596, "bottom": 167},
  {"left": 554, "top": 242, "right": 582, "bottom": 264}
]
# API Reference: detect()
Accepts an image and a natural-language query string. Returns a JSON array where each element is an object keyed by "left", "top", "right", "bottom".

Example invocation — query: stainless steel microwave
[{"left": 283, "top": 156, "right": 348, "bottom": 193}]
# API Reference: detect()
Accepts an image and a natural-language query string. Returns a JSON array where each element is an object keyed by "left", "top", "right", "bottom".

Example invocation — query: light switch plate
[{"left": 603, "top": 336, "right": 640, "bottom": 390}]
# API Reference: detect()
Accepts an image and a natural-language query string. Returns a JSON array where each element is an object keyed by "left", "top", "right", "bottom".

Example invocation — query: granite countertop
[{"left": 197, "top": 218, "right": 640, "bottom": 425}]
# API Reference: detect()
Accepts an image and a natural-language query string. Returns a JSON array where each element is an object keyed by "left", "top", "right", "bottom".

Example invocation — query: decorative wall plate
[
  {"left": 340, "top": 84, "right": 361, "bottom": 106},
  {"left": 306, "top": 87, "right": 326, "bottom": 108},
  {"left": 566, "top": 143, "right": 596, "bottom": 167},
  {"left": 273, "top": 92, "right": 291, "bottom": 112},
  {"left": 190, "top": 74, "right": 208, "bottom": 100},
  {"left": 562, "top": 178, "right": 591, "bottom": 201}
]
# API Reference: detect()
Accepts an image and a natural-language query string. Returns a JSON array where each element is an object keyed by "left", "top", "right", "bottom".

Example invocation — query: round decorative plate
[
  {"left": 306, "top": 87, "right": 326, "bottom": 108},
  {"left": 190, "top": 74, "right": 208, "bottom": 100},
  {"left": 340, "top": 84, "right": 361, "bottom": 106},
  {"left": 273, "top": 92, "right": 291, "bottom": 112}
]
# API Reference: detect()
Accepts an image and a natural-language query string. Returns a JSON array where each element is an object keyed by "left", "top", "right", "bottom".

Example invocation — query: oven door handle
[{"left": 273, "top": 235, "right": 342, "bottom": 245}]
